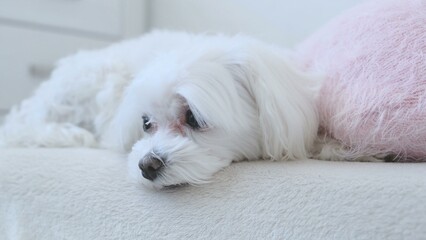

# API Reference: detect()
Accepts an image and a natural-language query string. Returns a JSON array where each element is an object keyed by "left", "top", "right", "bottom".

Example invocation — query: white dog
[{"left": 0, "top": 31, "right": 332, "bottom": 189}]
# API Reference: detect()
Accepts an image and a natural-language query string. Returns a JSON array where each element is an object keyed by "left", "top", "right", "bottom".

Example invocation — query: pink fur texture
[{"left": 296, "top": 0, "right": 426, "bottom": 160}]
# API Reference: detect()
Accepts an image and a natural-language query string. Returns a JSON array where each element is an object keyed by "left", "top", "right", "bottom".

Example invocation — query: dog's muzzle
[{"left": 139, "top": 153, "right": 165, "bottom": 181}]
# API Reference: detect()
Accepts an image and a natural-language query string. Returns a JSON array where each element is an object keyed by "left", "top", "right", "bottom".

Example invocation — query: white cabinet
[
  {"left": 0, "top": 0, "right": 146, "bottom": 112},
  {"left": 0, "top": 25, "right": 112, "bottom": 109},
  {"left": 0, "top": 0, "right": 123, "bottom": 37}
]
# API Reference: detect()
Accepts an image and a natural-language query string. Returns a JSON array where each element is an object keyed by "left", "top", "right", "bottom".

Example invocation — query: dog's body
[
  {"left": 0, "top": 31, "right": 379, "bottom": 188},
  {"left": 1, "top": 32, "right": 192, "bottom": 149}
]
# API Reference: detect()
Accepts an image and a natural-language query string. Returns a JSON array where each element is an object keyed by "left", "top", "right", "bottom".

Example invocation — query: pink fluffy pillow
[{"left": 296, "top": 0, "right": 426, "bottom": 160}]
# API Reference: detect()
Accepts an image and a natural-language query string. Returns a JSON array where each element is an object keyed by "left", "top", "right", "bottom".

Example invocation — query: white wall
[{"left": 149, "top": 0, "right": 365, "bottom": 47}]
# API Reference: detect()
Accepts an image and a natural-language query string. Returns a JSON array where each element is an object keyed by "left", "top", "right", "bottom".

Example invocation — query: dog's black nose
[{"left": 139, "top": 154, "right": 165, "bottom": 181}]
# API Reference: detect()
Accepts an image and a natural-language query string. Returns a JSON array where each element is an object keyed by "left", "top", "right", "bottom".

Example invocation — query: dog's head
[{"left": 109, "top": 35, "right": 319, "bottom": 189}]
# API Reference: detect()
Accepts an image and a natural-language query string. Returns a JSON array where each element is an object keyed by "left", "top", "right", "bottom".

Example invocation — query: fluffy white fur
[{"left": 1, "top": 31, "right": 323, "bottom": 188}]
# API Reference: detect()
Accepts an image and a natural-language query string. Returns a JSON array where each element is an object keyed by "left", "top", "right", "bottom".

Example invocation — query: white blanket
[{"left": 1, "top": 148, "right": 425, "bottom": 239}]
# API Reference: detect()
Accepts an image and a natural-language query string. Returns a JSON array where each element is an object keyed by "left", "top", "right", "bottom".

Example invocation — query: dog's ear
[
  {"left": 100, "top": 88, "right": 144, "bottom": 152},
  {"left": 226, "top": 48, "right": 320, "bottom": 160}
]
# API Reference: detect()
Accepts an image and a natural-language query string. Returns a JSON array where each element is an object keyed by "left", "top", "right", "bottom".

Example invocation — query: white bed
[{"left": 1, "top": 148, "right": 425, "bottom": 239}]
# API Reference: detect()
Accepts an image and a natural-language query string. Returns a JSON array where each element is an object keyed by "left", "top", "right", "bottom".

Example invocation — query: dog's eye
[
  {"left": 142, "top": 115, "right": 152, "bottom": 132},
  {"left": 185, "top": 109, "right": 200, "bottom": 129}
]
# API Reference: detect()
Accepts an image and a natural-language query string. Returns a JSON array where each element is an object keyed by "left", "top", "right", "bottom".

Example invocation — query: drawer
[
  {"left": 0, "top": 25, "right": 111, "bottom": 110},
  {"left": 0, "top": 0, "right": 123, "bottom": 37}
]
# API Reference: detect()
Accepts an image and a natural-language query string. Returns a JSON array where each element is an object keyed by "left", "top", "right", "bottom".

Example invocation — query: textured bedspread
[{"left": 1, "top": 148, "right": 425, "bottom": 239}]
